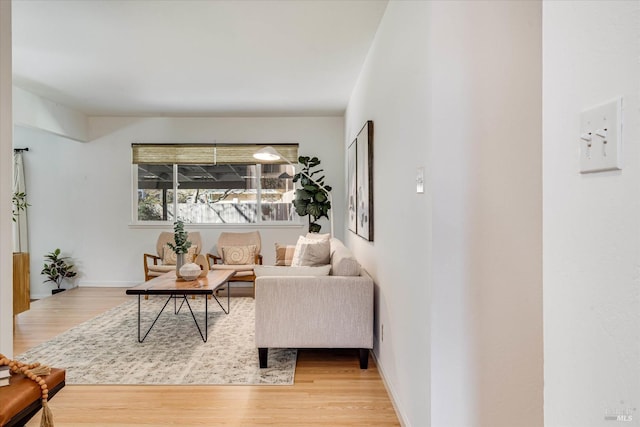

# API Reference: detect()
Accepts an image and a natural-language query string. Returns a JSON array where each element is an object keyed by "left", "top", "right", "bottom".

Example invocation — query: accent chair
[{"left": 143, "top": 231, "right": 202, "bottom": 281}]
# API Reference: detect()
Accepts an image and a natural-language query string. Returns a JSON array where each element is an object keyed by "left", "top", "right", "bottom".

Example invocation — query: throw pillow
[
  {"left": 305, "top": 232, "right": 331, "bottom": 241},
  {"left": 222, "top": 245, "right": 257, "bottom": 265},
  {"left": 275, "top": 243, "right": 296, "bottom": 266},
  {"left": 291, "top": 236, "right": 331, "bottom": 267},
  {"left": 254, "top": 265, "right": 331, "bottom": 277},
  {"left": 163, "top": 244, "right": 198, "bottom": 265}
]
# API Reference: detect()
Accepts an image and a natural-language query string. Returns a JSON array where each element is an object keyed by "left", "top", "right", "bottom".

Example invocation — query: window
[{"left": 132, "top": 144, "right": 298, "bottom": 225}]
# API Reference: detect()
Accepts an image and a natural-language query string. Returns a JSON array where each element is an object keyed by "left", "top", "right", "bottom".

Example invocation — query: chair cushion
[
  {"left": 216, "top": 231, "right": 261, "bottom": 258},
  {"left": 292, "top": 236, "right": 331, "bottom": 267},
  {"left": 162, "top": 244, "right": 198, "bottom": 265},
  {"left": 275, "top": 243, "right": 296, "bottom": 266},
  {"left": 222, "top": 245, "right": 257, "bottom": 265},
  {"left": 147, "top": 264, "right": 175, "bottom": 274},
  {"left": 210, "top": 264, "right": 256, "bottom": 272}
]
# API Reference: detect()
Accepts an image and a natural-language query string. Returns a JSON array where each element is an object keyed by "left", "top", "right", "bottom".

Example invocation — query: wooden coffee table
[{"left": 126, "top": 270, "right": 235, "bottom": 343}]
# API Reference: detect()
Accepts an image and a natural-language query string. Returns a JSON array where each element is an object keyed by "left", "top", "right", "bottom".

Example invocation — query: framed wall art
[
  {"left": 347, "top": 139, "right": 357, "bottom": 234},
  {"left": 353, "top": 120, "right": 374, "bottom": 241}
]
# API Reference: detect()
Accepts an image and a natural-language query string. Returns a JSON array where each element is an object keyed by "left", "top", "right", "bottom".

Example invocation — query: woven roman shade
[{"left": 132, "top": 144, "right": 298, "bottom": 165}]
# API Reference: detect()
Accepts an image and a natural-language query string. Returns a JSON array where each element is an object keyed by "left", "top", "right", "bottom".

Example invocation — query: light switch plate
[
  {"left": 416, "top": 167, "right": 424, "bottom": 193},
  {"left": 579, "top": 98, "right": 622, "bottom": 173}
]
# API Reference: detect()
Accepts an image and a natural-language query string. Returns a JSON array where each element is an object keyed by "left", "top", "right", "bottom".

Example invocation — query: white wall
[
  {"left": 345, "top": 2, "right": 429, "bottom": 425},
  {"left": 0, "top": 0, "right": 13, "bottom": 357},
  {"left": 13, "top": 86, "right": 88, "bottom": 142},
  {"left": 543, "top": 2, "right": 640, "bottom": 426},
  {"left": 429, "top": 2, "right": 542, "bottom": 426},
  {"left": 15, "top": 116, "right": 344, "bottom": 299},
  {"left": 346, "top": 1, "right": 542, "bottom": 426}
]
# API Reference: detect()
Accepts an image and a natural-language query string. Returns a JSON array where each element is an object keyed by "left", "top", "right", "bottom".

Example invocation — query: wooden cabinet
[{"left": 13, "top": 252, "right": 30, "bottom": 315}]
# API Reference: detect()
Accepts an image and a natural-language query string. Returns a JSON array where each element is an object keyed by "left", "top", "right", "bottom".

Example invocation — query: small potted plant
[
  {"left": 167, "top": 220, "right": 192, "bottom": 274},
  {"left": 41, "top": 248, "right": 77, "bottom": 294}
]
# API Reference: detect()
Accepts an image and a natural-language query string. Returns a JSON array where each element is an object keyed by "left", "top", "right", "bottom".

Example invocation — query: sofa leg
[
  {"left": 258, "top": 348, "right": 268, "bottom": 368},
  {"left": 359, "top": 349, "right": 369, "bottom": 369}
]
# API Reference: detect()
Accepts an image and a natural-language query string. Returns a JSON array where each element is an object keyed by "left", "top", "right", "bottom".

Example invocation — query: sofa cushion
[
  {"left": 330, "top": 239, "right": 361, "bottom": 276},
  {"left": 254, "top": 265, "right": 331, "bottom": 277},
  {"left": 275, "top": 243, "right": 296, "bottom": 266},
  {"left": 291, "top": 236, "right": 331, "bottom": 267}
]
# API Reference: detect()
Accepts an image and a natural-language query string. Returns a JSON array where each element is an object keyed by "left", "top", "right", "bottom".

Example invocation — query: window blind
[{"left": 131, "top": 143, "right": 299, "bottom": 165}]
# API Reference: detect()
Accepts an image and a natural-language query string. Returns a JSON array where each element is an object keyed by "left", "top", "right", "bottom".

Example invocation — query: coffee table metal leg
[
  {"left": 137, "top": 295, "right": 174, "bottom": 343},
  {"left": 183, "top": 295, "right": 208, "bottom": 342},
  {"left": 211, "top": 281, "right": 231, "bottom": 315},
  {"left": 174, "top": 295, "right": 186, "bottom": 314}
]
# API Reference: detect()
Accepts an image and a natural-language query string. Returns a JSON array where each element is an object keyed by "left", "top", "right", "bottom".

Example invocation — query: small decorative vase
[
  {"left": 179, "top": 263, "right": 201, "bottom": 281},
  {"left": 176, "top": 253, "right": 185, "bottom": 277}
]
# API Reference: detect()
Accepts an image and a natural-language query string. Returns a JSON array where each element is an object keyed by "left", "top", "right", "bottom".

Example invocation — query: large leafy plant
[
  {"left": 41, "top": 248, "right": 77, "bottom": 289},
  {"left": 292, "top": 156, "right": 332, "bottom": 233},
  {"left": 167, "top": 220, "right": 192, "bottom": 254}
]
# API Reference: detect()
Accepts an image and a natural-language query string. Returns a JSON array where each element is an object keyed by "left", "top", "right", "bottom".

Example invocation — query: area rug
[{"left": 17, "top": 296, "right": 297, "bottom": 385}]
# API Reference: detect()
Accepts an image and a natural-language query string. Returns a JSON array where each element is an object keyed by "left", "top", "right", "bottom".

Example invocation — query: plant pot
[
  {"left": 52, "top": 288, "right": 66, "bottom": 295},
  {"left": 176, "top": 253, "right": 185, "bottom": 277}
]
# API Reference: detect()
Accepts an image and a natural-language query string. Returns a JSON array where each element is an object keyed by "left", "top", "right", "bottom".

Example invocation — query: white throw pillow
[
  {"left": 291, "top": 236, "right": 331, "bottom": 267},
  {"left": 305, "top": 232, "right": 331, "bottom": 241},
  {"left": 254, "top": 265, "right": 331, "bottom": 277}
]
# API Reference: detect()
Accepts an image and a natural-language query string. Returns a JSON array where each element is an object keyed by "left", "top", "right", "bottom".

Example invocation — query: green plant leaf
[{"left": 295, "top": 189, "right": 312, "bottom": 200}]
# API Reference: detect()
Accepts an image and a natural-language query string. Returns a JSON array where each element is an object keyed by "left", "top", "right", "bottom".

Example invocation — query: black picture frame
[
  {"left": 354, "top": 120, "right": 373, "bottom": 241},
  {"left": 347, "top": 139, "right": 357, "bottom": 234}
]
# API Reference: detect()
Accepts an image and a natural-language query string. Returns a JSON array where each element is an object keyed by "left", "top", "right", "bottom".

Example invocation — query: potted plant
[
  {"left": 167, "top": 220, "right": 192, "bottom": 273},
  {"left": 292, "top": 156, "right": 332, "bottom": 233},
  {"left": 41, "top": 248, "right": 77, "bottom": 294}
]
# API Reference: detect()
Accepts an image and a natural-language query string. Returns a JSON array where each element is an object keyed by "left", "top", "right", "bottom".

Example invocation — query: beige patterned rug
[{"left": 17, "top": 296, "right": 296, "bottom": 385}]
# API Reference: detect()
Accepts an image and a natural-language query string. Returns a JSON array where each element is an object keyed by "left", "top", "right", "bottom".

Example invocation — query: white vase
[{"left": 179, "top": 263, "right": 201, "bottom": 281}]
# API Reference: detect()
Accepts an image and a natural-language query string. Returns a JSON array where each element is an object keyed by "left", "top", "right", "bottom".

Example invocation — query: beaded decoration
[{"left": 0, "top": 354, "right": 54, "bottom": 427}]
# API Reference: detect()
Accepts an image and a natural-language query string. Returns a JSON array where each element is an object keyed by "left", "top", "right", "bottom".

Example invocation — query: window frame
[{"left": 130, "top": 144, "right": 302, "bottom": 228}]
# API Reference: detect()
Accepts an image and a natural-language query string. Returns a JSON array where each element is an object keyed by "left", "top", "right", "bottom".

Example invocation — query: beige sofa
[{"left": 255, "top": 238, "right": 374, "bottom": 369}]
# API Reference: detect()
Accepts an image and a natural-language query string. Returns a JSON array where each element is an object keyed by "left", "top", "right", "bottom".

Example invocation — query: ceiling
[{"left": 11, "top": 0, "right": 388, "bottom": 117}]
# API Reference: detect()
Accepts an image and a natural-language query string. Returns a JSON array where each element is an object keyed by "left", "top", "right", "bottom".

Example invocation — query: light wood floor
[{"left": 13, "top": 287, "right": 400, "bottom": 426}]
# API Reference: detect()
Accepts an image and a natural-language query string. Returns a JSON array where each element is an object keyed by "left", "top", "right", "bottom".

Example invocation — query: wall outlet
[{"left": 381, "top": 324, "right": 384, "bottom": 342}]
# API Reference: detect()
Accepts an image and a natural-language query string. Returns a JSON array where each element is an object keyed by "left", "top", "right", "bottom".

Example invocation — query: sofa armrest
[{"left": 255, "top": 273, "right": 374, "bottom": 349}]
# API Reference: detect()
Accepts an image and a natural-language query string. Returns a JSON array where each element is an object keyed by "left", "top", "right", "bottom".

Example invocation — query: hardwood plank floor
[{"left": 13, "top": 287, "right": 400, "bottom": 426}]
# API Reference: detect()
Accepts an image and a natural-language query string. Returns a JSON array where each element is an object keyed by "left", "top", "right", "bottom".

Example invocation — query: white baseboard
[
  {"left": 372, "top": 350, "right": 410, "bottom": 427},
  {"left": 78, "top": 281, "right": 140, "bottom": 288},
  {"left": 30, "top": 292, "right": 50, "bottom": 300},
  {"left": 31, "top": 282, "right": 137, "bottom": 300}
]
